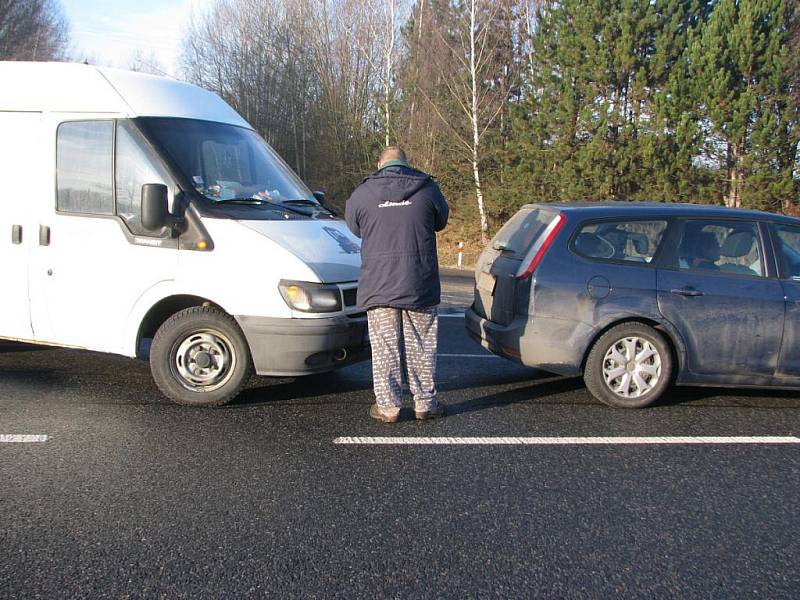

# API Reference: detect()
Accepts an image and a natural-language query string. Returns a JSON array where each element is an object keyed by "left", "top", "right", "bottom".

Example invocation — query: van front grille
[{"left": 343, "top": 288, "right": 358, "bottom": 307}]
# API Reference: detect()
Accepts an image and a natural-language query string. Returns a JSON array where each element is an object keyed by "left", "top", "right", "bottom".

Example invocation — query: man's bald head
[{"left": 378, "top": 146, "right": 408, "bottom": 168}]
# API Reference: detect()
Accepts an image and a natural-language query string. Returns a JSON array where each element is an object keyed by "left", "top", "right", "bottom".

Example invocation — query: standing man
[{"left": 346, "top": 147, "right": 449, "bottom": 423}]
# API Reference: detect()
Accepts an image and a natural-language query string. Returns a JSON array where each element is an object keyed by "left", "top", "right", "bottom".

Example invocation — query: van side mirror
[
  {"left": 141, "top": 184, "right": 181, "bottom": 231},
  {"left": 141, "top": 184, "right": 168, "bottom": 231},
  {"left": 313, "top": 190, "right": 326, "bottom": 203}
]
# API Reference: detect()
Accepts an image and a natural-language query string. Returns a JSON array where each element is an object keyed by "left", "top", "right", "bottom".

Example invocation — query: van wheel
[
  {"left": 583, "top": 323, "right": 672, "bottom": 408},
  {"left": 150, "top": 306, "right": 252, "bottom": 407}
]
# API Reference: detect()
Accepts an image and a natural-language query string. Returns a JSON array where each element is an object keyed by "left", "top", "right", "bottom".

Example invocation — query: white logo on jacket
[{"left": 378, "top": 200, "right": 412, "bottom": 208}]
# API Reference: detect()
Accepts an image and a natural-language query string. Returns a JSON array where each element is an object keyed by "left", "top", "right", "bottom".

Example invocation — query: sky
[{"left": 62, "top": 0, "right": 213, "bottom": 77}]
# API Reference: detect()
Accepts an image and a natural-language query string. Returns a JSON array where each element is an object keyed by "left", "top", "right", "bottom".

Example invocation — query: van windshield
[{"left": 137, "top": 117, "right": 318, "bottom": 209}]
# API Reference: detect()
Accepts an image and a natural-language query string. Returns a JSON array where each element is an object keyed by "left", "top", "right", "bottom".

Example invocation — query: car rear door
[
  {"left": 768, "top": 223, "right": 800, "bottom": 379},
  {"left": 656, "top": 218, "right": 784, "bottom": 377}
]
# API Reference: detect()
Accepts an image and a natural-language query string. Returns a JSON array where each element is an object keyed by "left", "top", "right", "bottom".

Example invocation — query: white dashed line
[
  {"left": 334, "top": 436, "right": 800, "bottom": 445},
  {"left": 0, "top": 434, "right": 48, "bottom": 443}
]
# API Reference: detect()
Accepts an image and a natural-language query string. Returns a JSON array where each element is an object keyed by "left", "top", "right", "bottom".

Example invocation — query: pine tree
[
  {"left": 508, "top": 1, "right": 701, "bottom": 204},
  {"left": 692, "top": 0, "right": 799, "bottom": 210}
]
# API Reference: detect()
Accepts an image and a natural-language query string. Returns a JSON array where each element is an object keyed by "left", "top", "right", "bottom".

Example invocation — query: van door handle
[
  {"left": 11, "top": 225, "right": 22, "bottom": 244},
  {"left": 670, "top": 287, "right": 704, "bottom": 297},
  {"left": 39, "top": 225, "right": 50, "bottom": 246}
]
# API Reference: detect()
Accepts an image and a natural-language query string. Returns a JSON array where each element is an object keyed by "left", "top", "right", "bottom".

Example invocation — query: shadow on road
[
  {"left": 657, "top": 385, "right": 800, "bottom": 410},
  {"left": 230, "top": 372, "right": 373, "bottom": 408},
  {"left": 444, "top": 376, "right": 587, "bottom": 416},
  {"left": 448, "top": 379, "right": 800, "bottom": 414},
  {"left": 2, "top": 345, "right": 800, "bottom": 411},
  {"left": 0, "top": 342, "right": 51, "bottom": 354}
]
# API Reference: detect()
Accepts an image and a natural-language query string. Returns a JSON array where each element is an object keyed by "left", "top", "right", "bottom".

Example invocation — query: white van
[{"left": 0, "top": 62, "right": 367, "bottom": 406}]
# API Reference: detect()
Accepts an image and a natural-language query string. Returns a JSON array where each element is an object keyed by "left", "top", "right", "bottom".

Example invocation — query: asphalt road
[{"left": 1, "top": 271, "right": 799, "bottom": 598}]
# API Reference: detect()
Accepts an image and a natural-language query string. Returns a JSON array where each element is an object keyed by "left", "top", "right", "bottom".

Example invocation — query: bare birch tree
[
  {"left": 0, "top": 0, "right": 70, "bottom": 61},
  {"left": 418, "top": 0, "right": 517, "bottom": 244},
  {"left": 349, "top": 0, "right": 408, "bottom": 146}
]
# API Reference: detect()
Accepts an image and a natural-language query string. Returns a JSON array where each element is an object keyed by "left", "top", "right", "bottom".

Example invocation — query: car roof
[{"left": 524, "top": 201, "right": 800, "bottom": 225}]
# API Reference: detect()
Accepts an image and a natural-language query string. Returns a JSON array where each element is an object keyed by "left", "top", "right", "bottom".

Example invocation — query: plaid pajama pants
[{"left": 366, "top": 306, "right": 439, "bottom": 414}]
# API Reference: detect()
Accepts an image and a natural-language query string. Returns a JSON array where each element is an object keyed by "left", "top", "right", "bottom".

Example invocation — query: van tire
[
  {"left": 150, "top": 306, "right": 252, "bottom": 407},
  {"left": 584, "top": 323, "right": 672, "bottom": 409}
]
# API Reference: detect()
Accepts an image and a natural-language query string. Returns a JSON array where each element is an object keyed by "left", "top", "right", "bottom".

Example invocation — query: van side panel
[{"left": 26, "top": 113, "right": 180, "bottom": 353}]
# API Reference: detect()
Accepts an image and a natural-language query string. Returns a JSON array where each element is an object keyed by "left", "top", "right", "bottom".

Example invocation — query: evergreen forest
[{"left": 4, "top": 0, "right": 797, "bottom": 260}]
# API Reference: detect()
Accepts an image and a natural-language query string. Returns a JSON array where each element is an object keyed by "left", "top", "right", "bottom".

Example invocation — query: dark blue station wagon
[{"left": 466, "top": 203, "right": 800, "bottom": 408}]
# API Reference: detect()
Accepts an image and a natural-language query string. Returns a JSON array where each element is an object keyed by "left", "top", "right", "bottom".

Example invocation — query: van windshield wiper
[
  {"left": 213, "top": 197, "right": 266, "bottom": 205},
  {"left": 212, "top": 197, "right": 310, "bottom": 215},
  {"left": 281, "top": 198, "right": 339, "bottom": 217},
  {"left": 280, "top": 199, "right": 320, "bottom": 206}
]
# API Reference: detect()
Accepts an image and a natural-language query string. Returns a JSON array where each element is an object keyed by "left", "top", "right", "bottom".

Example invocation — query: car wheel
[
  {"left": 150, "top": 306, "right": 252, "bottom": 407},
  {"left": 583, "top": 322, "right": 673, "bottom": 408}
]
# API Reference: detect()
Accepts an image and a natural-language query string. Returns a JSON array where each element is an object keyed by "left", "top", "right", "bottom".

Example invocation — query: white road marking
[
  {"left": 334, "top": 436, "right": 800, "bottom": 445},
  {"left": 0, "top": 434, "right": 48, "bottom": 443},
  {"left": 438, "top": 353, "right": 499, "bottom": 358}
]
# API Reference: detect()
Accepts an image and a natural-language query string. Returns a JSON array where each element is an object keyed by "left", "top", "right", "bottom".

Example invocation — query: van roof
[{"left": 0, "top": 61, "right": 250, "bottom": 128}]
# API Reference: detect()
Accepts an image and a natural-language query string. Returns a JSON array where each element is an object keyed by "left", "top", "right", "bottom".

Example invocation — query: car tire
[
  {"left": 150, "top": 306, "right": 252, "bottom": 407},
  {"left": 583, "top": 322, "right": 673, "bottom": 408}
]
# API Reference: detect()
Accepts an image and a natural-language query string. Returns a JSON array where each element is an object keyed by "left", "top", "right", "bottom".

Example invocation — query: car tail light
[{"left": 516, "top": 212, "right": 566, "bottom": 280}]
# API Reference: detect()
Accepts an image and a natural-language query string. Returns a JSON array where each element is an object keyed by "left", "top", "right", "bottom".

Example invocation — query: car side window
[
  {"left": 573, "top": 220, "right": 667, "bottom": 263},
  {"left": 116, "top": 121, "right": 174, "bottom": 237},
  {"left": 772, "top": 225, "right": 800, "bottom": 280},
  {"left": 56, "top": 121, "right": 113, "bottom": 215},
  {"left": 678, "top": 220, "right": 763, "bottom": 277}
]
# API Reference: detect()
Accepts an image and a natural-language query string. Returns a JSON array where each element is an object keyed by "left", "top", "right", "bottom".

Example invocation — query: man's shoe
[
  {"left": 369, "top": 403, "right": 400, "bottom": 423},
  {"left": 415, "top": 404, "right": 446, "bottom": 420}
]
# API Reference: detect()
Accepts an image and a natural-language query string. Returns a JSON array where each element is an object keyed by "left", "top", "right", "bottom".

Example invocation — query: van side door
[
  {"left": 29, "top": 117, "right": 179, "bottom": 354},
  {"left": 0, "top": 112, "right": 42, "bottom": 341},
  {"left": 656, "top": 218, "right": 784, "bottom": 380}
]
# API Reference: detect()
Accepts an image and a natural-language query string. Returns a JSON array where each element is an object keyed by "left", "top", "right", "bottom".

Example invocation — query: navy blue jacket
[{"left": 345, "top": 165, "right": 449, "bottom": 310}]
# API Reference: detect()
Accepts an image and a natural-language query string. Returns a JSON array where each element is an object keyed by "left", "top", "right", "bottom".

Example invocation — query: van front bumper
[
  {"left": 465, "top": 307, "right": 585, "bottom": 377},
  {"left": 235, "top": 314, "right": 370, "bottom": 376}
]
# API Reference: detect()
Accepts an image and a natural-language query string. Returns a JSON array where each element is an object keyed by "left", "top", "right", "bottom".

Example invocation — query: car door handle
[{"left": 670, "top": 287, "right": 704, "bottom": 297}]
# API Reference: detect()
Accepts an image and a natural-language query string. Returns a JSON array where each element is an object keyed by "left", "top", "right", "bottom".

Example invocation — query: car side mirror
[{"left": 141, "top": 184, "right": 182, "bottom": 231}]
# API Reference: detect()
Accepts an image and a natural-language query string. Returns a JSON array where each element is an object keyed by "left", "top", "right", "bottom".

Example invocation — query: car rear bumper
[
  {"left": 235, "top": 314, "right": 370, "bottom": 376},
  {"left": 465, "top": 307, "right": 587, "bottom": 377}
]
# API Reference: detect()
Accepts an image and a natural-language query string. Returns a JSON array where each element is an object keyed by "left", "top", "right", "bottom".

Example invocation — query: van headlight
[{"left": 279, "top": 280, "right": 342, "bottom": 313}]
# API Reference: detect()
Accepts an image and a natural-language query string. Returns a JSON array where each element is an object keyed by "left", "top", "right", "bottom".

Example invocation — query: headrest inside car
[{"left": 721, "top": 231, "right": 755, "bottom": 258}]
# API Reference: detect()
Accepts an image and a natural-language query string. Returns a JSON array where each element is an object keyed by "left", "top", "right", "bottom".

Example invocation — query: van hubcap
[
  {"left": 602, "top": 336, "right": 661, "bottom": 398},
  {"left": 174, "top": 330, "right": 236, "bottom": 391}
]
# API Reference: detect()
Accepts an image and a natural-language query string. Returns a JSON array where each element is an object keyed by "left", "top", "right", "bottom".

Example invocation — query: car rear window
[
  {"left": 491, "top": 208, "right": 557, "bottom": 258},
  {"left": 573, "top": 220, "right": 667, "bottom": 263}
]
